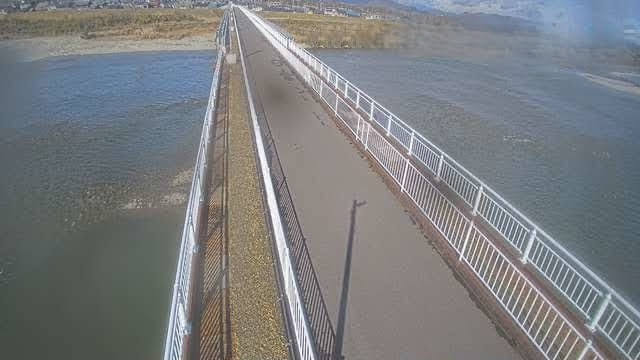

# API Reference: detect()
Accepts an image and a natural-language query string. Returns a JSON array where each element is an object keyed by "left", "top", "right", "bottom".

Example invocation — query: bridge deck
[{"left": 235, "top": 9, "right": 521, "bottom": 360}]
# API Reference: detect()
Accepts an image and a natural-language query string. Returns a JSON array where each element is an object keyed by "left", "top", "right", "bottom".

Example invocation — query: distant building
[
  {"left": 366, "top": 14, "right": 383, "bottom": 20},
  {"left": 323, "top": 7, "right": 338, "bottom": 16},
  {"left": 342, "top": 8, "right": 360, "bottom": 17},
  {"left": 0, "top": 3, "right": 10, "bottom": 14}
]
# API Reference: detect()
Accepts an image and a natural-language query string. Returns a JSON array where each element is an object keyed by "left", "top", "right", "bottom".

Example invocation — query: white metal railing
[
  {"left": 238, "top": 6, "right": 640, "bottom": 359},
  {"left": 232, "top": 7, "right": 317, "bottom": 360},
  {"left": 162, "top": 9, "right": 229, "bottom": 360}
]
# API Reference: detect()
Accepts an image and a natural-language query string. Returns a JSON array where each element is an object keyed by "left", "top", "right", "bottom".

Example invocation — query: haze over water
[
  {"left": 0, "top": 50, "right": 213, "bottom": 359},
  {"left": 314, "top": 48, "right": 640, "bottom": 304}
]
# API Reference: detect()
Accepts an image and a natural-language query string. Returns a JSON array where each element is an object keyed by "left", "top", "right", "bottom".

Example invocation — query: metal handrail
[
  {"left": 162, "top": 9, "right": 230, "bottom": 360},
  {"left": 239, "top": 6, "right": 640, "bottom": 359}
]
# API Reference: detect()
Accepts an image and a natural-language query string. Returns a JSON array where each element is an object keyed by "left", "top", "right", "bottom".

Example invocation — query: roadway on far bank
[{"left": 234, "top": 8, "right": 521, "bottom": 360}]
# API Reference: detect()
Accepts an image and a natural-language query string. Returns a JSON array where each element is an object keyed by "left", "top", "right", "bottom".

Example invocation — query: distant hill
[
  {"left": 451, "top": 12, "right": 539, "bottom": 34},
  {"left": 334, "top": 0, "right": 538, "bottom": 34}
]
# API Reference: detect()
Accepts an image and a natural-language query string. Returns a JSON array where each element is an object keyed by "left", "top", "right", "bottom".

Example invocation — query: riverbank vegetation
[
  {"left": 1, "top": 9, "right": 638, "bottom": 65},
  {"left": 0, "top": 9, "right": 221, "bottom": 40}
]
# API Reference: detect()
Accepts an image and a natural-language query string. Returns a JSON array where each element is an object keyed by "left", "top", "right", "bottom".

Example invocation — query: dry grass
[
  {"left": 260, "top": 11, "right": 464, "bottom": 49},
  {"left": 262, "top": 11, "right": 403, "bottom": 49},
  {"left": 0, "top": 9, "right": 221, "bottom": 40}
]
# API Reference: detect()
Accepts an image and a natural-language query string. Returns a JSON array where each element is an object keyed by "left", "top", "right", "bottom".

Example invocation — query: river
[
  {"left": 1, "top": 43, "right": 638, "bottom": 358},
  {"left": 0, "top": 50, "right": 213, "bottom": 359},
  {"left": 313, "top": 49, "right": 640, "bottom": 305}
]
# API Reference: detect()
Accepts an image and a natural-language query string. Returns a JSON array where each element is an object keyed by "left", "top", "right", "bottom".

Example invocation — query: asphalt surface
[{"left": 235, "top": 9, "right": 521, "bottom": 360}]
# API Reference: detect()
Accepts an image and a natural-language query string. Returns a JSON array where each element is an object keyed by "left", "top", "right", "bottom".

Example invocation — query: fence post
[
  {"left": 587, "top": 293, "right": 612, "bottom": 331},
  {"left": 435, "top": 153, "right": 444, "bottom": 182},
  {"left": 460, "top": 221, "right": 474, "bottom": 261},
  {"left": 386, "top": 114, "right": 392, "bottom": 136},
  {"left": 319, "top": 79, "right": 323, "bottom": 97},
  {"left": 344, "top": 81, "right": 348, "bottom": 96},
  {"left": 334, "top": 95, "right": 339, "bottom": 115},
  {"left": 520, "top": 228, "right": 537, "bottom": 264},
  {"left": 356, "top": 91, "right": 360, "bottom": 109},
  {"left": 408, "top": 131, "right": 415, "bottom": 156},
  {"left": 472, "top": 185, "right": 483, "bottom": 216},
  {"left": 577, "top": 340, "right": 592, "bottom": 360},
  {"left": 401, "top": 158, "right": 410, "bottom": 193}
]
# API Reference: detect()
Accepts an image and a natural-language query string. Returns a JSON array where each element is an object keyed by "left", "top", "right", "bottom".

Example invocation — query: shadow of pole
[{"left": 334, "top": 199, "right": 366, "bottom": 360}]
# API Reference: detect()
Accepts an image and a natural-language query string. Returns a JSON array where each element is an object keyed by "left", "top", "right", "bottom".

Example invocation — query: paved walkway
[{"left": 236, "top": 9, "right": 521, "bottom": 360}]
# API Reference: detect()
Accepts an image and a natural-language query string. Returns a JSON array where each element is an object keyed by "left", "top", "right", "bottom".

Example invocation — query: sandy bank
[{"left": 0, "top": 35, "right": 215, "bottom": 61}]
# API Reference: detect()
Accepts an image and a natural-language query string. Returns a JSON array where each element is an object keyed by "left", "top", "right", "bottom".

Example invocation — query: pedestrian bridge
[{"left": 162, "top": 6, "right": 640, "bottom": 360}]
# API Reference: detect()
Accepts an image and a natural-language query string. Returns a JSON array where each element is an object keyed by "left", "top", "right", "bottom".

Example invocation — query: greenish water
[{"left": 0, "top": 50, "right": 215, "bottom": 359}]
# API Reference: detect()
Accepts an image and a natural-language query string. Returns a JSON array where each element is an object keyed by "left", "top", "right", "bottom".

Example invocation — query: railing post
[
  {"left": 577, "top": 340, "right": 592, "bottom": 360},
  {"left": 178, "top": 302, "right": 191, "bottom": 336},
  {"left": 460, "top": 221, "right": 474, "bottom": 261},
  {"left": 319, "top": 78, "right": 323, "bottom": 97},
  {"left": 435, "top": 153, "right": 444, "bottom": 182},
  {"left": 520, "top": 228, "right": 537, "bottom": 264},
  {"left": 364, "top": 122, "right": 371, "bottom": 151},
  {"left": 386, "top": 114, "right": 392, "bottom": 136},
  {"left": 587, "top": 293, "right": 612, "bottom": 331},
  {"left": 401, "top": 157, "right": 410, "bottom": 193},
  {"left": 356, "top": 91, "right": 360, "bottom": 109},
  {"left": 471, "top": 185, "right": 483, "bottom": 216},
  {"left": 408, "top": 131, "right": 415, "bottom": 156},
  {"left": 334, "top": 95, "right": 339, "bottom": 115},
  {"left": 369, "top": 103, "right": 375, "bottom": 122}
]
